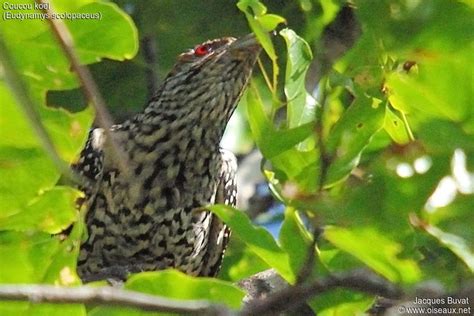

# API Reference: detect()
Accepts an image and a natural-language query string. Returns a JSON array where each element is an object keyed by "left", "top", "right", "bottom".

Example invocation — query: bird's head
[{"left": 147, "top": 34, "right": 261, "bottom": 131}]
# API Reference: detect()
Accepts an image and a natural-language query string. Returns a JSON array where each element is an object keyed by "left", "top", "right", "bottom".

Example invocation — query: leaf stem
[
  {"left": 257, "top": 57, "right": 274, "bottom": 94},
  {"left": 400, "top": 112, "right": 415, "bottom": 141}
]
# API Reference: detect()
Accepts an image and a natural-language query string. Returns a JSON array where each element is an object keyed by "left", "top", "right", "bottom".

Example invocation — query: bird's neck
[{"left": 137, "top": 91, "right": 240, "bottom": 149}]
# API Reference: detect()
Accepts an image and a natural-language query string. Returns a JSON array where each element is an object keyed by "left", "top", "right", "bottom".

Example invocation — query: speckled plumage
[{"left": 73, "top": 35, "right": 260, "bottom": 282}]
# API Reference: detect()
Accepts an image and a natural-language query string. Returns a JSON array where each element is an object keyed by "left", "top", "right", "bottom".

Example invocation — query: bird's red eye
[{"left": 194, "top": 44, "right": 211, "bottom": 57}]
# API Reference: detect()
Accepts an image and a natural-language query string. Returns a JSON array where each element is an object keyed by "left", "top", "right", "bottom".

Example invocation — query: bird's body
[{"left": 74, "top": 35, "right": 260, "bottom": 282}]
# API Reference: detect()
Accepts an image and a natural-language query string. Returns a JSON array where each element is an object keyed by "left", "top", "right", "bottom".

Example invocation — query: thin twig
[
  {"left": 314, "top": 76, "right": 329, "bottom": 190},
  {"left": 271, "top": 59, "right": 278, "bottom": 95},
  {"left": 400, "top": 111, "right": 415, "bottom": 141},
  {"left": 36, "top": 0, "right": 130, "bottom": 176},
  {"left": 257, "top": 57, "right": 274, "bottom": 94},
  {"left": 240, "top": 269, "right": 402, "bottom": 315},
  {"left": 0, "top": 285, "right": 230, "bottom": 315},
  {"left": 295, "top": 228, "right": 319, "bottom": 284},
  {"left": 0, "top": 34, "right": 77, "bottom": 183}
]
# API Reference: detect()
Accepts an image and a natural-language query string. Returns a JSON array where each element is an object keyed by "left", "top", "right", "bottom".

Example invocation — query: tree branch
[
  {"left": 0, "top": 285, "right": 230, "bottom": 315},
  {"left": 239, "top": 269, "right": 402, "bottom": 315},
  {"left": 0, "top": 269, "right": 403, "bottom": 315}
]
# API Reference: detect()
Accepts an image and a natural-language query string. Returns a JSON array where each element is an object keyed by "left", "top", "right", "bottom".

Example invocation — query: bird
[{"left": 72, "top": 34, "right": 261, "bottom": 282}]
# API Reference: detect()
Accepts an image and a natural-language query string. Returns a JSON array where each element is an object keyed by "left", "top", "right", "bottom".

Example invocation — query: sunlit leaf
[
  {"left": 279, "top": 207, "right": 313, "bottom": 276},
  {"left": 0, "top": 231, "right": 59, "bottom": 283},
  {"left": 67, "top": 2, "right": 139, "bottom": 63},
  {"left": 245, "top": 88, "right": 314, "bottom": 158},
  {"left": 209, "top": 204, "right": 295, "bottom": 283},
  {"left": 280, "top": 28, "right": 316, "bottom": 128},
  {"left": 422, "top": 225, "right": 474, "bottom": 273},
  {"left": 257, "top": 14, "right": 286, "bottom": 31},
  {"left": 384, "top": 107, "right": 410, "bottom": 145},
  {"left": 126, "top": 269, "right": 245, "bottom": 309},
  {"left": 0, "top": 186, "right": 81, "bottom": 234},
  {"left": 309, "top": 289, "right": 374, "bottom": 316},
  {"left": 325, "top": 95, "right": 385, "bottom": 186},
  {"left": 0, "top": 146, "right": 58, "bottom": 215},
  {"left": 237, "top": 0, "right": 284, "bottom": 60},
  {"left": 246, "top": 88, "right": 320, "bottom": 191},
  {"left": 387, "top": 51, "right": 472, "bottom": 124},
  {"left": 324, "top": 226, "right": 421, "bottom": 283},
  {"left": 219, "top": 238, "right": 270, "bottom": 282}
]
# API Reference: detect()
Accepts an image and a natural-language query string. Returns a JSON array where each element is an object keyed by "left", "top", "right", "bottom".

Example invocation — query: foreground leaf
[
  {"left": 310, "top": 289, "right": 374, "bottom": 316},
  {"left": 0, "top": 186, "right": 81, "bottom": 233},
  {"left": 421, "top": 225, "right": 474, "bottom": 273},
  {"left": 325, "top": 95, "right": 385, "bottom": 186},
  {"left": 0, "top": 231, "right": 59, "bottom": 283},
  {"left": 126, "top": 269, "right": 244, "bottom": 309},
  {"left": 237, "top": 0, "right": 285, "bottom": 61},
  {"left": 280, "top": 28, "right": 316, "bottom": 129},
  {"left": 324, "top": 226, "right": 421, "bottom": 284},
  {"left": 209, "top": 204, "right": 295, "bottom": 283},
  {"left": 279, "top": 207, "right": 313, "bottom": 276}
]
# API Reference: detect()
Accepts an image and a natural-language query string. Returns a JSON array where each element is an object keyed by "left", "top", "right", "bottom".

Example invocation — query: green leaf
[
  {"left": 0, "top": 83, "right": 43, "bottom": 149},
  {"left": 387, "top": 51, "right": 472, "bottom": 124},
  {"left": 324, "top": 226, "right": 421, "bottom": 284},
  {"left": 300, "top": 0, "right": 342, "bottom": 42},
  {"left": 384, "top": 107, "right": 410, "bottom": 145},
  {"left": 237, "top": 0, "right": 267, "bottom": 16},
  {"left": 309, "top": 289, "right": 374, "bottom": 316},
  {"left": 237, "top": 0, "right": 284, "bottom": 61},
  {"left": 0, "top": 231, "right": 59, "bottom": 283},
  {"left": 418, "top": 120, "right": 474, "bottom": 153},
  {"left": 26, "top": 304, "right": 86, "bottom": 316},
  {"left": 257, "top": 14, "right": 286, "bottom": 31},
  {"left": 67, "top": 2, "right": 139, "bottom": 63},
  {"left": 0, "top": 0, "right": 138, "bottom": 296},
  {"left": 1, "top": 2, "right": 138, "bottom": 93},
  {"left": 209, "top": 204, "right": 295, "bottom": 283},
  {"left": 0, "top": 302, "right": 86, "bottom": 316},
  {"left": 279, "top": 207, "right": 313, "bottom": 276},
  {"left": 356, "top": 0, "right": 474, "bottom": 53},
  {"left": 325, "top": 95, "right": 385, "bottom": 186},
  {"left": 422, "top": 225, "right": 474, "bottom": 273},
  {"left": 280, "top": 28, "right": 316, "bottom": 128},
  {"left": 0, "top": 146, "right": 58, "bottom": 215},
  {"left": 0, "top": 186, "right": 81, "bottom": 234},
  {"left": 0, "top": 83, "right": 94, "bottom": 163},
  {"left": 219, "top": 238, "right": 270, "bottom": 282},
  {"left": 246, "top": 88, "right": 320, "bottom": 191},
  {"left": 126, "top": 269, "right": 245, "bottom": 309},
  {"left": 246, "top": 88, "right": 315, "bottom": 158}
]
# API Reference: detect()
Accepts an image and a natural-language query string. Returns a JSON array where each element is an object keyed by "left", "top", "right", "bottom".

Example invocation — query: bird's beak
[{"left": 230, "top": 33, "right": 261, "bottom": 53}]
